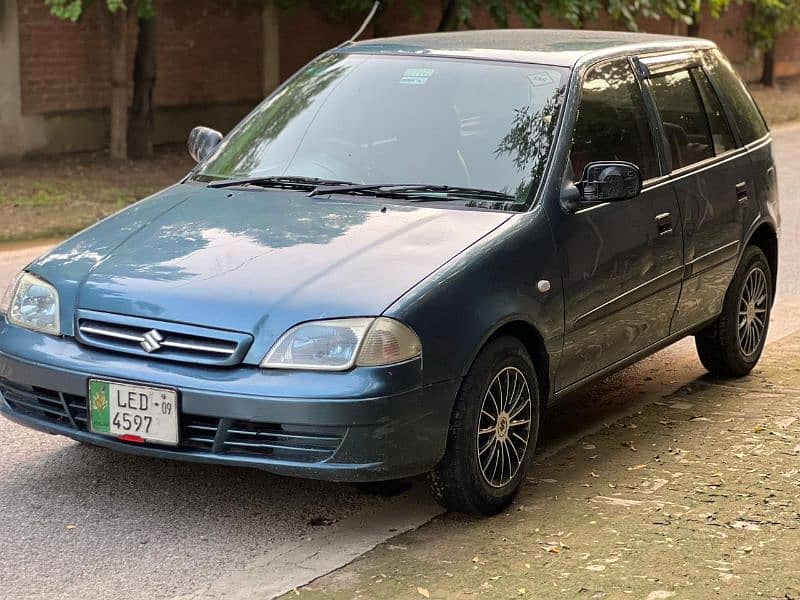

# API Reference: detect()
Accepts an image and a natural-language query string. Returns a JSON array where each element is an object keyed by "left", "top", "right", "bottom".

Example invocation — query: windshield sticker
[
  {"left": 528, "top": 71, "right": 557, "bottom": 87},
  {"left": 400, "top": 68, "right": 435, "bottom": 85}
]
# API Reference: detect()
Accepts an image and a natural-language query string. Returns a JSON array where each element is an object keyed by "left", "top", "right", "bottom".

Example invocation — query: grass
[{"left": 0, "top": 145, "right": 192, "bottom": 243}]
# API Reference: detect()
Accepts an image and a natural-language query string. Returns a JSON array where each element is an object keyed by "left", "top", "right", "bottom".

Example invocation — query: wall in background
[{"left": 3, "top": 0, "right": 798, "bottom": 158}]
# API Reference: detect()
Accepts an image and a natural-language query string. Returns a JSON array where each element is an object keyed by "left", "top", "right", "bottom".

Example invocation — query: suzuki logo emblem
[{"left": 140, "top": 329, "right": 164, "bottom": 353}]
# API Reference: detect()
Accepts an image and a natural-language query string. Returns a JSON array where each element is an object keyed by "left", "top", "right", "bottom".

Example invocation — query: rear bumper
[{"left": 0, "top": 318, "right": 460, "bottom": 482}]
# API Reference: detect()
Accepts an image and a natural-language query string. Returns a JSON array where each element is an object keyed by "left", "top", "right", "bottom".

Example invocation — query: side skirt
[{"left": 550, "top": 316, "right": 717, "bottom": 404}]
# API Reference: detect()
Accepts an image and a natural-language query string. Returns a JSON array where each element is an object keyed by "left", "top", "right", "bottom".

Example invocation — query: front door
[{"left": 549, "top": 58, "right": 684, "bottom": 391}]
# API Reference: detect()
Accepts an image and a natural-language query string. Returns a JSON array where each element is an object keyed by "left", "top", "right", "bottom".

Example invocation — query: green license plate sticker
[{"left": 88, "top": 380, "right": 111, "bottom": 433}]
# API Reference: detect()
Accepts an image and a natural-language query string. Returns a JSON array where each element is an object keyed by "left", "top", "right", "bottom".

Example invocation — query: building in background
[{"left": 1, "top": 0, "right": 798, "bottom": 159}]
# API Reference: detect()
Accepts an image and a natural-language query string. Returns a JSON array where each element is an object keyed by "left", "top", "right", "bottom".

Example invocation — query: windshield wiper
[
  {"left": 207, "top": 175, "right": 354, "bottom": 190},
  {"left": 308, "top": 183, "right": 515, "bottom": 203}
]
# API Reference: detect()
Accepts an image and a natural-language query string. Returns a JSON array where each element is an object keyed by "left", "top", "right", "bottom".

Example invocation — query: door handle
[
  {"left": 655, "top": 212, "right": 673, "bottom": 236},
  {"left": 735, "top": 181, "right": 749, "bottom": 204}
]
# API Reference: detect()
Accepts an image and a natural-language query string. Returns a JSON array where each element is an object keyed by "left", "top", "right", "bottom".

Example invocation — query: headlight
[
  {"left": 261, "top": 317, "right": 421, "bottom": 371},
  {"left": 5, "top": 272, "right": 61, "bottom": 335},
  {"left": 0, "top": 272, "right": 21, "bottom": 316}
]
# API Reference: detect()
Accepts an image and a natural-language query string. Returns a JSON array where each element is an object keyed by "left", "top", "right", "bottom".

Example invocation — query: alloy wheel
[
  {"left": 738, "top": 265, "right": 769, "bottom": 357},
  {"left": 476, "top": 366, "right": 533, "bottom": 488}
]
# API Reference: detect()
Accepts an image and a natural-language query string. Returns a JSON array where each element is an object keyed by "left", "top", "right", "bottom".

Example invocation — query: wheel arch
[
  {"left": 466, "top": 318, "right": 552, "bottom": 407},
  {"left": 744, "top": 221, "right": 778, "bottom": 292}
]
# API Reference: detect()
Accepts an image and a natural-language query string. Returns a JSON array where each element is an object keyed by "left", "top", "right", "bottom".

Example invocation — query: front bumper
[{"left": 0, "top": 317, "right": 459, "bottom": 482}]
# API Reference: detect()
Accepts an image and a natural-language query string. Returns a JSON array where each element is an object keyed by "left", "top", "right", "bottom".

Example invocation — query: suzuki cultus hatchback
[{"left": 0, "top": 30, "right": 779, "bottom": 514}]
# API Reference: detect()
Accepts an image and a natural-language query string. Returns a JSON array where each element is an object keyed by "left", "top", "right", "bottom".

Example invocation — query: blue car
[{"left": 0, "top": 30, "right": 778, "bottom": 514}]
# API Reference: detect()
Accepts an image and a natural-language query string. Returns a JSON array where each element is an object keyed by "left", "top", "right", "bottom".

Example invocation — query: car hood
[{"left": 31, "top": 184, "right": 510, "bottom": 363}]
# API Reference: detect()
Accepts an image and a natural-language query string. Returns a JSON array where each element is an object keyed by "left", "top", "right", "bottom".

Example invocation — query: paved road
[{"left": 1, "top": 125, "right": 799, "bottom": 599}]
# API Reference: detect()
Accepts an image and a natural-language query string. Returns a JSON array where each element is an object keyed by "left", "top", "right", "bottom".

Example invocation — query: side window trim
[
  {"left": 690, "top": 67, "right": 738, "bottom": 156},
  {"left": 698, "top": 51, "right": 745, "bottom": 148},
  {"left": 639, "top": 51, "right": 701, "bottom": 77},
  {"left": 687, "top": 68, "right": 718, "bottom": 155},
  {"left": 633, "top": 56, "right": 672, "bottom": 177}
]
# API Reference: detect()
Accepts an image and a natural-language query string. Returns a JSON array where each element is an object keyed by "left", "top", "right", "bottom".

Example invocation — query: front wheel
[
  {"left": 695, "top": 245, "right": 773, "bottom": 377},
  {"left": 429, "top": 337, "right": 540, "bottom": 515}
]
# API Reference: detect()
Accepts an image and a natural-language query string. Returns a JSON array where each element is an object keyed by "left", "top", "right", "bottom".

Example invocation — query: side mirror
[
  {"left": 561, "top": 161, "right": 642, "bottom": 212},
  {"left": 188, "top": 126, "right": 223, "bottom": 163}
]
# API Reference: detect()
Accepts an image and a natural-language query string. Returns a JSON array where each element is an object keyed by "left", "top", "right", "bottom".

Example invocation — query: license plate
[{"left": 87, "top": 379, "right": 179, "bottom": 446}]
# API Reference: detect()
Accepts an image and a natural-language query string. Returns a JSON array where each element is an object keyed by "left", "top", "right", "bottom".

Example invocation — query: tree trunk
[
  {"left": 438, "top": 0, "right": 457, "bottom": 31},
  {"left": 261, "top": 0, "right": 280, "bottom": 97},
  {"left": 128, "top": 17, "right": 157, "bottom": 159},
  {"left": 109, "top": 9, "right": 128, "bottom": 160},
  {"left": 761, "top": 44, "right": 777, "bottom": 87},
  {"left": 687, "top": 12, "right": 700, "bottom": 37},
  {"left": 372, "top": 5, "right": 387, "bottom": 38}
]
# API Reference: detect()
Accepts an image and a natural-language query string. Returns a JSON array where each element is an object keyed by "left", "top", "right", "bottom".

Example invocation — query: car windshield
[{"left": 193, "top": 53, "right": 567, "bottom": 212}]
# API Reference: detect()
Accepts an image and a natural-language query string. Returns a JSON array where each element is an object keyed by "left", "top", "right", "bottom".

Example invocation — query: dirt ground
[
  {"left": 286, "top": 332, "right": 800, "bottom": 600},
  {"left": 0, "top": 145, "right": 192, "bottom": 242},
  {"left": 751, "top": 76, "right": 800, "bottom": 127}
]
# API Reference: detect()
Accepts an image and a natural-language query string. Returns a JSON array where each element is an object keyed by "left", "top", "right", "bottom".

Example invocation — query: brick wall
[
  {"left": 17, "top": 0, "right": 262, "bottom": 115},
  {"left": 18, "top": 0, "right": 117, "bottom": 114},
  {"left": 12, "top": 0, "right": 800, "bottom": 126}
]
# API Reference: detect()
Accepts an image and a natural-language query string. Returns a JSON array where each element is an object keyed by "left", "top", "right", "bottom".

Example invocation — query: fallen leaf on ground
[
  {"left": 645, "top": 592, "right": 676, "bottom": 600},
  {"left": 730, "top": 520, "right": 761, "bottom": 531}
]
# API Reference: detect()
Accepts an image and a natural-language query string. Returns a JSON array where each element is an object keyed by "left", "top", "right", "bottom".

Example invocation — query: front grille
[
  {"left": 2, "top": 382, "right": 345, "bottom": 464},
  {"left": 224, "top": 421, "right": 344, "bottom": 461},
  {"left": 75, "top": 309, "right": 252, "bottom": 366},
  {"left": 0, "top": 381, "right": 74, "bottom": 427},
  {"left": 181, "top": 414, "right": 219, "bottom": 450}
]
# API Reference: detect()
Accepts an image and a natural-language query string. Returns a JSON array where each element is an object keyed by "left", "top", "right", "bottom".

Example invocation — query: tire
[
  {"left": 429, "top": 337, "right": 540, "bottom": 515},
  {"left": 695, "top": 245, "right": 773, "bottom": 377}
]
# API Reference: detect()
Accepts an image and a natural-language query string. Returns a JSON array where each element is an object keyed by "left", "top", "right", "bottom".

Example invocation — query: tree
[
  {"left": 43, "top": 0, "right": 155, "bottom": 160},
  {"left": 434, "top": 0, "right": 731, "bottom": 32},
  {"left": 435, "top": 0, "right": 672, "bottom": 31},
  {"left": 747, "top": 0, "right": 800, "bottom": 86},
  {"left": 655, "top": 0, "right": 729, "bottom": 36}
]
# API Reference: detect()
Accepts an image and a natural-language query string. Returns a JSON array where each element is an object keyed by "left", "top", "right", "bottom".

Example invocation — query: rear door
[
  {"left": 641, "top": 53, "right": 761, "bottom": 332},
  {"left": 551, "top": 58, "right": 684, "bottom": 390}
]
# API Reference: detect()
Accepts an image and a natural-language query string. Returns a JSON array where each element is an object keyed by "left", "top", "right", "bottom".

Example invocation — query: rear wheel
[
  {"left": 695, "top": 245, "right": 773, "bottom": 377},
  {"left": 429, "top": 337, "right": 540, "bottom": 515}
]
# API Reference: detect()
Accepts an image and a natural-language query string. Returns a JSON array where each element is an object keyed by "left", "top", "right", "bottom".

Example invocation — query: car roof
[{"left": 345, "top": 29, "right": 716, "bottom": 67}]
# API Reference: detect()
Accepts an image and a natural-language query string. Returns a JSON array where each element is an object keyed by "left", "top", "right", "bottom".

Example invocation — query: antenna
[{"left": 349, "top": 1, "right": 381, "bottom": 43}]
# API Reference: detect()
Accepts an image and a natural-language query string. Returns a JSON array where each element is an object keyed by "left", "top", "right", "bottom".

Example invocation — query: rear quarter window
[{"left": 704, "top": 49, "right": 769, "bottom": 144}]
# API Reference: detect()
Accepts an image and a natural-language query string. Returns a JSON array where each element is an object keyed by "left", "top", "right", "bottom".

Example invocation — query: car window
[
  {"left": 195, "top": 53, "right": 567, "bottom": 212},
  {"left": 570, "top": 59, "right": 659, "bottom": 181},
  {"left": 692, "top": 68, "right": 736, "bottom": 155},
  {"left": 649, "top": 69, "right": 714, "bottom": 170},
  {"left": 704, "top": 49, "right": 768, "bottom": 144}
]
